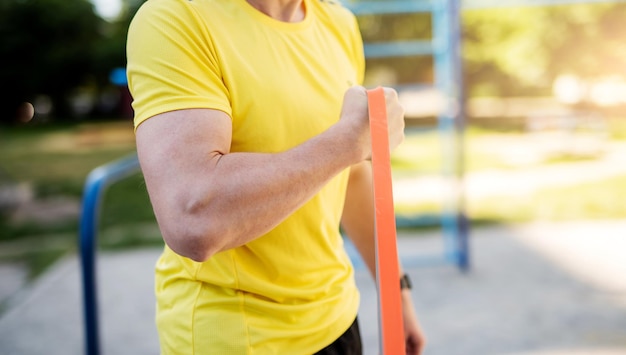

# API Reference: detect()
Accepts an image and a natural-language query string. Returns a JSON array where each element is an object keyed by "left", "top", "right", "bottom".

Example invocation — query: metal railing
[{"left": 79, "top": 153, "right": 141, "bottom": 355}]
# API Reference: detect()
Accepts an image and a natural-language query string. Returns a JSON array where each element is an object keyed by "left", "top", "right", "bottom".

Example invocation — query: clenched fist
[{"left": 339, "top": 85, "right": 405, "bottom": 162}]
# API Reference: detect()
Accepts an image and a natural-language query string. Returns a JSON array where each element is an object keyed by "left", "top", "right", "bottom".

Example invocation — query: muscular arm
[
  {"left": 136, "top": 86, "right": 403, "bottom": 262},
  {"left": 138, "top": 108, "right": 361, "bottom": 262}
]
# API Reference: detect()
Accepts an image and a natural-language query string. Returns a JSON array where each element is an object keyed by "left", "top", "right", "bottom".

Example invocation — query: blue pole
[
  {"left": 433, "top": 0, "right": 470, "bottom": 271},
  {"left": 79, "top": 153, "right": 141, "bottom": 355},
  {"left": 450, "top": 0, "right": 471, "bottom": 271}
]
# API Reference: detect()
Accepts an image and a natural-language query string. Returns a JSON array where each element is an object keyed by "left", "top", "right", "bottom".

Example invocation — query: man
[{"left": 126, "top": 0, "right": 426, "bottom": 353}]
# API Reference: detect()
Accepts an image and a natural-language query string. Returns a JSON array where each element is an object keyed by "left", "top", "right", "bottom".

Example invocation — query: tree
[
  {"left": 462, "top": 3, "right": 626, "bottom": 97},
  {"left": 0, "top": 0, "right": 104, "bottom": 123}
]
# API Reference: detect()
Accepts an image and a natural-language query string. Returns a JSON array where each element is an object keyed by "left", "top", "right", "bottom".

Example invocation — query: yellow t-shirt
[{"left": 127, "top": 0, "right": 365, "bottom": 353}]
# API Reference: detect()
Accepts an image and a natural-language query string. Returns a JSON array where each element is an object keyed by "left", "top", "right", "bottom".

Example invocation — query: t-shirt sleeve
[{"left": 126, "top": 0, "right": 232, "bottom": 130}]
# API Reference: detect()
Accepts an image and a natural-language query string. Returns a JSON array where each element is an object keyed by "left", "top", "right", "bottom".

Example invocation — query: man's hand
[
  {"left": 401, "top": 289, "right": 426, "bottom": 354},
  {"left": 339, "top": 86, "right": 405, "bottom": 163}
]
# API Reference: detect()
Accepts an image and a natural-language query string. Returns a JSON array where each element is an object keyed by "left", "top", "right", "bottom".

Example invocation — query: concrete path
[{"left": 1, "top": 221, "right": 626, "bottom": 355}]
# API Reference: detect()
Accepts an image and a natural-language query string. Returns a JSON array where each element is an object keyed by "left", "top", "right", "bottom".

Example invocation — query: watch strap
[{"left": 400, "top": 273, "right": 412, "bottom": 290}]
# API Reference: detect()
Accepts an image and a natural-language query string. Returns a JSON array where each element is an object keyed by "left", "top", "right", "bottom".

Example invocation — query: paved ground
[{"left": 1, "top": 220, "right": 625, "bottom": 355}]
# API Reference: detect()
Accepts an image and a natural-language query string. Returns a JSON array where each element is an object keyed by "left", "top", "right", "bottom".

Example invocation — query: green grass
[
  {"left": 468, "top": 174, "right": 626, "bottom": 222},
  {"left": 607, "top": 116, "right": 626, "bottom": 141},
  {"left": 532, "top": 174, "right": 626, "bottom": 220},
  {"left": 387, "top": 124, "right": 626, "bottom": 225},
  {"left": 4, "top": 248, "right": 71, "bottom": 281},
  {"left": 393, "top": 172, "right": 626, "bottom": 224},
  {"left": 391, "top": 127, "right": 606, "bottom": 175},
  {"left": 0, "top": 121, "right": 160, "bottom": 280},
  {"left": 0, "top": 122, "right": 137, "bottom": 196}
]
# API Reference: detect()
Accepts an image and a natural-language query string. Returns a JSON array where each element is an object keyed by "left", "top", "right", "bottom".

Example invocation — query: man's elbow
[{"left": 161, "top": 221, "right": 225, "bottom": 262}]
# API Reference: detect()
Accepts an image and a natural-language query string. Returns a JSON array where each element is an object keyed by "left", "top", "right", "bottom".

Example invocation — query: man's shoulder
[{"left": 131, "top": 0, "right": 198, "bottom": 25}]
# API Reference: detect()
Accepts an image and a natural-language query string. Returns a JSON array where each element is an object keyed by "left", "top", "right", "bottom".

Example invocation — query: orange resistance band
[{"left": 367, "top": 87, "right": 406, "bottom": 355}]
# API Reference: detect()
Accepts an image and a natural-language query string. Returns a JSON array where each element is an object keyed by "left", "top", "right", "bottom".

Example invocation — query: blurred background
[{"left": 0, "top": 0, "right": 625, "bottom": 354}]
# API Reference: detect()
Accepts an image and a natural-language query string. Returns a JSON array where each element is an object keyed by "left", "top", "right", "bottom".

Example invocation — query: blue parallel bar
[
  {"left": 455, "top": 212, "right": 470, "bottom": 271},
  {"left": 344, "top": 0, "right": 433, "bottom": 14},
  {"left": 79, "top": 153, "right": 141, "bottom": 355},
  {"left": 364, "top": 40, "right": 433, "bottom": 58}
]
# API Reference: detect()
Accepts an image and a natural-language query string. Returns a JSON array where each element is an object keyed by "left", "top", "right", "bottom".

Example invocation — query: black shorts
[{"left": 314, "top": 317, "right": 362, "bottom": 355}]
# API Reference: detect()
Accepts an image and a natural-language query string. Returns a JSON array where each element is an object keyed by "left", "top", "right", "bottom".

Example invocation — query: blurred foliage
[
  {"left": 1, "top": 0, "right": 103, "bottom": 122},
  {"left": 0, "top": 0, "right": 145, "bottom": 123},
  {"left": 2, "top": 0, "right": 626, "bottom": 123},
  {"left": 463, "top": 3, "right": 626, "bottom": 97}
]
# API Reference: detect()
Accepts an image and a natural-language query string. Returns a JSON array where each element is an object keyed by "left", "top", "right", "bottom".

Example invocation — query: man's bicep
[
  {"left": 135, "top": 108, "right": 232, "bottom": 208},
  {"left": 136, "top": 108, "right": 232, "bottom": 167}
]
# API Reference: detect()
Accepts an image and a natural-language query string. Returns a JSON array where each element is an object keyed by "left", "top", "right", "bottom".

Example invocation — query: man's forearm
[{"left": 180, "top": 121, "right": 363, "bottom": 260}]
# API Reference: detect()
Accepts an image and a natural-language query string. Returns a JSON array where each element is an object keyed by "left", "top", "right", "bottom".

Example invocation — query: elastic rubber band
[{"left": 367, "top": 87, "right": 406, "bottom": 354}]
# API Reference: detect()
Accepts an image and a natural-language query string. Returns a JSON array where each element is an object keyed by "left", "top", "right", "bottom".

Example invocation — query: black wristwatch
[{"left": 400, "top": 273, "right": 412, "bottom": 290}]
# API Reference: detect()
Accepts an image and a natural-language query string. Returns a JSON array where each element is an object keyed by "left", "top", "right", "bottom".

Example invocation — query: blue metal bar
[
  {"left": 449, "top": 0, "right": 470, "bottom": 272},
  {"left": 432, "top": 0, "right": 470, "bottom": 271},
  {"left": 79, "top": 153, "right": 141, "bottom": 355},
  {"left": 344, "top": 0, "right": 433, "bottom": 14},
  {"left": 431, "top": 0, "right": 458, "bottom": 269},
  {"left": 364, "top": 40, "right": 434, "bottom": 58}
]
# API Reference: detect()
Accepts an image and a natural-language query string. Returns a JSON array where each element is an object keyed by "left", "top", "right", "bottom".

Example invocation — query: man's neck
[{"left": 246, "top": 0, "right": 305, "bottom": 22}]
